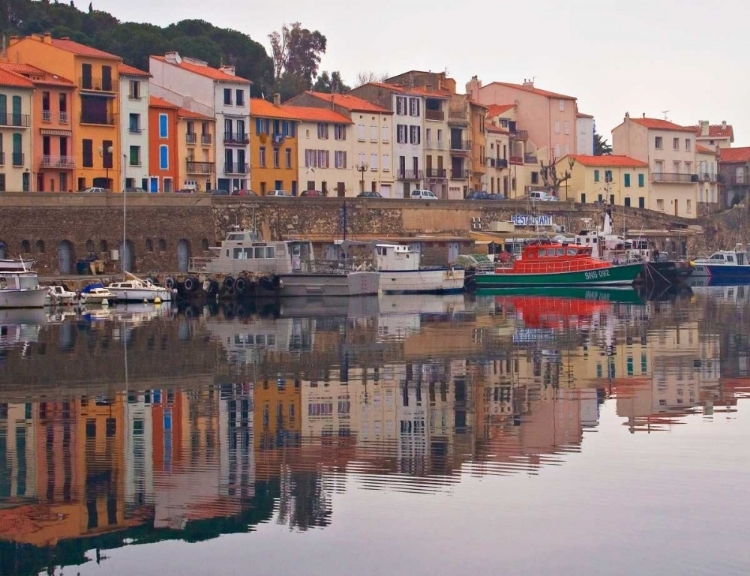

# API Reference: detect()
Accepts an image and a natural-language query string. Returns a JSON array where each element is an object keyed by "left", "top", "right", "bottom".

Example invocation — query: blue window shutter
[
  {"left": 256, "top": 118, "right": 262, "bottom": 134},
  {"left": 160, "top": 145, "right": 168, "bottom": 169},
  {"left": 159, "top": 114, "right": 168, "bottom": 138}
]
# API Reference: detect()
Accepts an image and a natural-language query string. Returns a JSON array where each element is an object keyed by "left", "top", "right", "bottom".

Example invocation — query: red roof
[
  {"left": 486, "top": 104, "right": 514, "bottom": 117},
  {"left": 119, "top": 63, "right": 150, "bottom": 77},
  {"left": 485, "top": 122, "right": 508, "bottom": 134},
  {"left": 577, "top": 112, "right": 594, "bottom": 119},
  {"left": 629, "top": 117, "right": 695, "bottom": 132},
  {"left": 0, "top": 62, "right": 72, "bottom": 87},
  {"left": 151, "top": 55, "right": 251, "bottom": 84},
  {"left": 485, "top": 81, "right": 576, "bottom": 100},
  {"left": 565, "top": 154, "right": 648, "bottom": 168},
  {"left": 178, "top": 107, "right": 214, "bottom": 121},
  {"left": 693, "top": 123, "right": 734, "bottom": 140},
  {"left": 250, "top": 98, "right": 305, "bottom": 120},
  {"left": 719, "top": 147, "right": 750, "bottom": 164},
  {"left": 50, "top": 38, "right": 121, "bottom": 60},
  {"left": 283, "top": 105, "right": 352, "bottom": 124},
  {"left": 306, "top": 91, "right": 392, "bottom": 113},
  {"left": 695, "top": 144, "right": 718, "bottom": 155},
  {"left": 149, "top": 95, "right": 179, "bottom": 109},
  {"left": 0, "top": 66, "right": 35, "bottom": 89}
]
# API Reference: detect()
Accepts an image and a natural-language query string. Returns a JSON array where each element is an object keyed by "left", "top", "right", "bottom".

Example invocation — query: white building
[
  {"left": 119, "top": 63, "right": 150, "bottom": 190},
  {"left": 149, "top": 52, "right": 252, "bottom": 191},
  {"left": 576, "top": 112, "right": 594, "bottom": 155}
]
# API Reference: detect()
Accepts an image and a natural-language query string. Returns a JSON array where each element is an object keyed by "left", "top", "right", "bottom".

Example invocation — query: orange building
[
  {"left": 0, "top": 62, "right": 77, "bottom": 192},
  {"left": 178, "top": 107, "right": 215, "bottom": 192},
  {"left": 6, "top": 33, "right": 122, "bottom": 191},
  {"left": 250, "top": 97, "right": 299, "bottom": 195},
  {"left": 148, "top": 96, "right": 179, "bottom": 192}
]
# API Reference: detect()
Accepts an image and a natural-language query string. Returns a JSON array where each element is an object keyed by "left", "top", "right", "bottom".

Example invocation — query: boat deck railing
[{"left": 495, "top": 260, "right": 616, "bottom": 274}]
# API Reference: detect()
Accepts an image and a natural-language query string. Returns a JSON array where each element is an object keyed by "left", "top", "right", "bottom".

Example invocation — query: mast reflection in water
[{"left": 0, "top": 290, "right": 749, "bottom": 576}]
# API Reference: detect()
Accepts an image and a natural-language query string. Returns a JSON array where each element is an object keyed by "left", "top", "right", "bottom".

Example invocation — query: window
[
  {"left": 159, "top": 145, "right": 168, "bottom": 170},
  {"left": 334, "top": 124, "right": 346, "bottom": 140},
  {"left": 82, "top": 139, "right": 93, "bottom": 167},
  {"left": 236, "top": 89, "right": 244, "bottom": 106},
  {"left": 554, "top": 144, "right": 560, "bottom": 157},
  {"left": 638, "top": 197, "right": 645, "bottom": 209},
  {"left": 128, "top": 113, "right": 140, "bottom": 133},
  {"left": 409, "top": 126, "right": 421, "bottom": 145},
  {"left": 559, "top": 99, "right": 565, "bottom": 111},
  {"left": 687, "top": 199, "right": 692, "bottom": 213},
  {"left": 129, "top": 80, "right": 140, "bottom": 99},
  {"left": 255, "top": 118, "right": 267, "bottom": 134},
  {"left": 81, "top": 63, "right": 92, "bottom": 89},
  {"left": 285, "top": 148, "right": 291, "bottom": 168},
  {"left": 382, "top": 154, "right": 390, "bottom": 171},
  {"left": 409, "top": 98, "right": 420, "bottom": 117},
  {"left": 685, "top": 139, "right": 692, "bottom": 151},
  {"left": 259, "top": 146, "right": 266, "bottom": 168},
  {"left": 370, "top": 154, "right": 378, "bottom": 170},
  {"left": 624, "top": 197, "right": 631, "bottom": 207},
  {"left": 638, "top": 173, "right": 645, "bottom": 187},
  {"left": 273, "top": 147, "right": 279, "bottom": 168},
  {"left": 396, "top": 96, "right": 407, "bottom": 115},
  {"left": 223, "top": 88, "right": 232, "bottom": 105},
  {"left": 335, "top": 150, "right": 347, "bottom": 168},
  {"left": 655, "top": 136, "right": 663, "bottom": 149},
  {"left": 304, "top": 149, "right": 315, "bottom": 168},
  {"left": 605, "top": 169, "right": 613, "bottom": 182},
  {"left": 0, "top": 174, "right": 5, "bottom": 192},
  {"left": 358, "top": 152, "right": 365, "bottom": 167},
  {"left": 397, "top": 125, "right": 407, "bottom": 144},
  {"left": 624, "top": 173, "right": 631, "bottom": 187},
  {"left": 564, "top": 121, "right": 570, "bottom": 135},
  {"left": 673, "top": 137, "right": 679, "bottom": 151},
  {"left": 101, "top": 66, "right": 112, "bottom": 91},
  {"left": 317, "top": 123, "right": 329, "bottom": 139},
  {"left": 554, "top": 121, "right": 560, "bottom": 134},
  {"left": 370, "top": 125, "right": 377, "bottom": 142},
  {"left": 129, "top": 145, "right": 140, "bottom": 166},
  {"left": 357, "top": 124, "right": 365, "bottom": 141},
  {"left": 382, "top": 125, "right": 389, "bottom": 143},
  {"left": 159, "top": 114, "right": 168, "bottom": 138}
]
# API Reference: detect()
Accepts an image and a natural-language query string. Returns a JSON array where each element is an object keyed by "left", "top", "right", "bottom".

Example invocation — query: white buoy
[{"left": 154, "top": 297, "right": 162, "bottom": 304}]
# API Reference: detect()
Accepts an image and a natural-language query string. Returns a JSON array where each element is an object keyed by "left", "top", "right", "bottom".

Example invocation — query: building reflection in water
[{"left": 0, "top": 291, "right": 748, "bottom": 574}]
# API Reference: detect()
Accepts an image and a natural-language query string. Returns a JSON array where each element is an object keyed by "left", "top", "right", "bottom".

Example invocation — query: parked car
[
  {"left": 81, "top": 187, "right": 107, "bottom": 193},
  {"left": 123, "top": 187, "right": 147, "bottom": 193},
  {"left": 529, "top": 190, "right": 559, "bottom": 202},
  {"left": 210, "top": 189, "right": 230, "bottom": 196},
  {"left": 409, "top": 189, "right": 439, "bottom": 200},
  {"left": 357, "top": 191, "right": 382, "bottom": 198},
  {"left": 230, "top": 189, "right": 258, "bottom": 196},
  {"left": 465, "top": 190, "right": 503, "bottom": 200},
  {"left": 267, "top": 190, "right": 292, "bottom": 197},
  {"left": 301, "top": 189, "right": 327, "bottom": 197}
]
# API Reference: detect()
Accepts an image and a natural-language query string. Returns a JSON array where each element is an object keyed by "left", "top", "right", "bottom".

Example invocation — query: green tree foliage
[
  {"left": 0, "top": 2, "right": 274, "bottom": 96},
  {"left": 269, "top": 22, "right": 327, "bottom": 100},
  {"left": 594, "top": 132, "right": 613, "bottom": 155},
  {"left": 312, "top": 71, "right": 350, "bottom": 94}
]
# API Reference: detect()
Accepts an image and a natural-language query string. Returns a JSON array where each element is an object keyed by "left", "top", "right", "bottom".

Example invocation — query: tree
[
  {"left": 594, "top": 132, "right": 613, "bottom": 155},
  {"left": 312, "top": 70, "right": 350, "bottom": 93},
  {"left": 539, "top": 156, "right": 572, "bottom": 197},
  {"left": 269, "top": 21, "right": 326, "bottom": 89},
  {"left": 354, "top": 70, "right": 389, "bottom": 87}
]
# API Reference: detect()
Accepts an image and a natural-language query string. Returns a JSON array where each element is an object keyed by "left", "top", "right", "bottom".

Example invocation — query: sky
[{"left": 92, "top": 0, "right": 750, "bottom": 146}]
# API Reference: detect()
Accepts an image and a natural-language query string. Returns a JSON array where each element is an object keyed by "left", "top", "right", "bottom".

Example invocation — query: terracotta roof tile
[
  {"left": 282, "top": 105, "right": 352, "bottom": 124},
  {"left": 565, "top": 154, "right": 648, "bottom": 168},
  {"left": 306, "top": 91, "right": 392, "bottom": 113},
  {"left": 178, "top": 107, "right": 214, "bottom": 121},
  {"left": 120, "top": 63, "right": 150, "bottom": 77},
  {"left": 485, "top": 122, "right": 508, "bottom": 134},
  {"left": 250, "top": 98, "right": 305, "bottom": 120},
  {"left": 149, "top": 95, "right": 179, "bottom": 109},
  {"left": 50, "top": 38, "right": 121, "bottom": 60},
  {"left": 693, "top": 123, "right": 734, "bottom": 140},
  {"left": 696, "top": 144, "right": 718, "bottom": 155},
  {"left": 486, "top": 81, "right": 576, "bottom": 100},
  {"left": 151, "top": 55, "right": 251, "bottom": 84},
  {"left": 629, "top": 117, "right": 695, "bottom": 132},
  {"left": 486, "top": 104, "right": 515, "bottom": 117},
  {"left": 0, "top": 67, "right": 35, "bottom": 89},
  {"left": 719, "top": 147, "right": 750, "bottom": 164},
  {"left": 0, "top": 62, "right": 72, "bottom": 87}
]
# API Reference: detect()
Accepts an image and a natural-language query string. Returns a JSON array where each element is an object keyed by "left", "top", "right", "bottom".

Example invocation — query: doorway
[
  {"left": 177, "top": 239, "right": 191, "bottom": 272},
  {"left": 57, "top": 240, "right": 74, "bottom": 274}
]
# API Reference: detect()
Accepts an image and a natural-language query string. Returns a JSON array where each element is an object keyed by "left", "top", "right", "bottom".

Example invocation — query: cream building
[
  {"left": 696, "top": 144, "right": 719, "bottom": 207},
  {"left": 693, "top": 120, "right": 734, "bottom": 150},
  {"left": 0, "top": 70, "right": 35, "bottom": 191},
  {"left": 612, "top": 114, "right": 699, "bottom": 218},
  {"left": 482, "top": 123, "right": 510, "bottom": 196},
  {"left": 560, "top": 154, "right": 649, "bottom": 207}
]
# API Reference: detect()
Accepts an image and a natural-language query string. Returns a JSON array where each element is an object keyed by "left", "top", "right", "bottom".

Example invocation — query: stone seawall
[{"left": 0, "top": 192, "right": 707, "bottom": 275}]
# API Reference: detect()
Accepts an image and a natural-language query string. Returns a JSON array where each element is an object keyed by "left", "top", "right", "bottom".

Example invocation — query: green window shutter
[
  {"left": 594, "top": 170, "right": 599, "bottom": 182},
  {"left": 638, "top": 173, "right": 645, "bottom": 187},
  {"left": 624, "top": 173, "right": 631, "bottom": 187}
]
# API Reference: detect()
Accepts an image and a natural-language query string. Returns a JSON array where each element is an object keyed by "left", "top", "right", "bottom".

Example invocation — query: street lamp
[
  {"left": 98, "top": 145, "right": 113, "bottom": 190},
  {"left": 356, "top": 162, "right": 368, "bottom": 193}
]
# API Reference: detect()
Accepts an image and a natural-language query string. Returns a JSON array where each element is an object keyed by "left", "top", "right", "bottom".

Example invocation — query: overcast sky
[{"left": 93, "top": 0, "right": 750, "bottom": 146}]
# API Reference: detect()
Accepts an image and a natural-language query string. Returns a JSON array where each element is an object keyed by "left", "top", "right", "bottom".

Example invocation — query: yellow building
[
  {"left": 250, "top": 97, "right": 299, "bottom": 195},
  {"left": 178, "top": 107, "right": 215, "bottom": 192},
  {"left": 559, "top": 154, "right": 649, "bottom": 207},
  {"left": 7, "top": 33, "right": 122, "bottom": 191}
]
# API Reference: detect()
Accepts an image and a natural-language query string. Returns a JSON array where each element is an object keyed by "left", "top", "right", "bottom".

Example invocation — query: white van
[
  {"left": 409, "top": 189, "right": 439, "bottom": 200},
  {"left": 529, "top": 190, "right": 558, "bottom": 202}
]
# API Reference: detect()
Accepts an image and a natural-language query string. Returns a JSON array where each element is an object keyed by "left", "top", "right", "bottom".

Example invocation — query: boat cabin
[
  {"left": 497, "top": 242, "right": 611, "bottom": 274},
  {"left": 702, "top": 250, "right": 747, "bottom": 266},
  {"left": 374, "top": 244, "right": 421, "bottom": 271},
  {"left": 0, "top": 272, "right": 40, "bottom": 291}
]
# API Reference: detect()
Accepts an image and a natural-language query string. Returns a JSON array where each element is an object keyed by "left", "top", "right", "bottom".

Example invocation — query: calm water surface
[{"left": 1, "top": 287, "right": 749, "bottom": 576}]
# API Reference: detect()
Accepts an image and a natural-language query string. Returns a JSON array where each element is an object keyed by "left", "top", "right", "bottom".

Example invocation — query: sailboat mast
[{"left": 343, "top": 202, "right": 347, "bottom": 241}]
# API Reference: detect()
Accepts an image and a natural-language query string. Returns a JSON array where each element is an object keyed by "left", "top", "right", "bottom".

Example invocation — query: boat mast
[{"left": 343, "top": 201, "right": 347, "bottom": 241}]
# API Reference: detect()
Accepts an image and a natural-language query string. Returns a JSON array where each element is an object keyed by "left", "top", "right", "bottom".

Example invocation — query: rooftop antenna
[{"left": 662, "top": 110, "right": 670, "bottom": 120}]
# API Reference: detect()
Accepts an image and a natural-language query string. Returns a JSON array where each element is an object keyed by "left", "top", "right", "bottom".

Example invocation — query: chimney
[
  {"left": 700, "top": 120, "right": 709, "bottom": 136},
  {"left": 624, "top": 112, "right": 630, "bottom": 119},
  {"left": 273, "top": 93, "right": 280, "bottom": 107},
  {"left": 522, "top": 78, "right": 534, "bottom": 87},
  {"left": 43, "top": 32, "right": 52, "bottom": 44},
  {"left": 642, "top": 113, "right": 646, "bottom": 118},
  {"left": 219, "top": 65, "right": 235, "bottom": 76},
  {"left": 465, "top": 75, "right": 481, "bottom": 99},
  {"left": 722, "top": 120, "right": 727, "bottom": 130},
  {"left": 165, "top": 51, "right": 179, "bottom": 64}
]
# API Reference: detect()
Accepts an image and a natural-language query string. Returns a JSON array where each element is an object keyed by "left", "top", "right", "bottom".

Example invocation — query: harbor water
[{"left": 0, "top": 287, "right": 749, "bottom": 575}]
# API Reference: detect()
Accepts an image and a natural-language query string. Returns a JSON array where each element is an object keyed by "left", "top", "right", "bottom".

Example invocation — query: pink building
[{"left": 468, "top": 77, "right": 581, "bottom": 161}]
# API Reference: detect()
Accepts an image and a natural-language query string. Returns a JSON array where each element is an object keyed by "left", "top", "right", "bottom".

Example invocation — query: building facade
[
  {"left": 483, "top": 123, "right": 510, "bottom": 196},
  {"left": 576, "top": 113, "right": 594, "bottom": 155},
  {"left": 7, "top": 33, "right": 123, "bottom": 191},
  {"left": 178, "top": 107, "right": 215, "bottom": 192},
  {"left": 147, "top": 96, "right": 179, "bottom": 192},
  {"left": 250, "top": 96, "right": 299, "bottom": 195},
  {"left": 696, "top": 145, "right": 719, "bottom": 209},
  {"left": 718, "top": 147, "right": 750, "bottom": 207},
  {"left": 120, "top": 64, "right": 150, "bottom": 190},
  {"left": 561, "top": 154, "right": 649, "bottom": 207},
  {"left": 149, "top": 52, "right": 251, "bottom": 192},
  {"left": 612, "top": 114, "right": 698, "bottom": 218},
  {"left": 0, "top": 66, "right": 36, "bottom": 192},
  {"left": 694, "top": 120, "right": 734, "bottom": 150}
]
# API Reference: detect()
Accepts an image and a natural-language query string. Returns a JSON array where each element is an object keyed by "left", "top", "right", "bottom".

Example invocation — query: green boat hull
[
  {"left": 473, "top": 262, "right": 643, "bottom": 289},
  {"left": 474, "top": 286, "right": 644, "bottom": 303}
]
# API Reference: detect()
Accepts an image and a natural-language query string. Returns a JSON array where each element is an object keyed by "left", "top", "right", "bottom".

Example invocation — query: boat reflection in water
[{"left": 0, "top": 291, "right": 748, "bottom": 576}]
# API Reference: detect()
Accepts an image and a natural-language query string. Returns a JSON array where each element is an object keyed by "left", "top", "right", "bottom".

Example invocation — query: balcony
[
  {"left": 450, "top": 139, "right": 472, "bottom": 153},
  {"left": 59, "top": 111, "right": 69, "bottom": 124},
  {"left": 425, "top": 139, "right": 445, "bottom": 150},
  {"left": 128, "top": 125, "right": 142, "bottom": 134},
  {"left": 42, "top": 110, "right": 51, "bottom": 123},
  {"left": 698, "top": 172, "right": 718, "bottom": 183},
  {"left": 651, "top": 172, "right": 697, "bottom": 183},
  {"left": 425, "top": 168, "right": 447, "bottom": 179},
  {"left": 451, "top": 169, "right": 467, "bottom": 180},
  {"left": 201, "top": 134, "right": 212, "bottom": 145},
  {"left": 224, "top": 162, "right": 249, "bottom": 174},
  {"left": 397, "top": 169, "right": 423, "bottom": 180},
  {"left": 0, "top": 113, "right": 30, "bottom": 128},
  {"left": 425, "top": 109, "right": 445, "bottom": 121},
  {"left": 78, "top": 76, "right": 114, "bottom": 92},
  {"left": 496, "top": 158, "right": 508, "bottom": 168},
  {"left": 41, "top": 155, "right": 75, "bottom": 169},
  {"left": 511, "top": 129, "right": 529, "bottom": 141},
  {"left": 524, "top": 154, "right": 538, "bottom": 164},
  {"left": 509, "top": 156, "right": 523, "bottom": 165},
  {"left": 128, "top": 92, "right": 142, "bottom": 101},
  {"left": 12, "top": 152, "right": 24, "bottom": 167},
  {"left": 224, "top": 132, "right": 249, "bottom": 145},
  {"left": 187, "top": 160, "right": 215, "bottom": 174},
  {"left": 186, "top": 133, "right": 197, "bottom": 144},
  {"left": 80, "top": 113, "right": 115, "bottom": 125}
]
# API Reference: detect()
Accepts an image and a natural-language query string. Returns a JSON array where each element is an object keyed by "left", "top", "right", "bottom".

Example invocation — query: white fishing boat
[
  {"left": 691, "top": 243, "right": 750, "bottom": 280},
  {"left": 0, "top": 258, "right": 36, "bottom": 272},
  {"left": 0, "top": 260, "right": 48, "bottom": 309},
  {"left": 108, "top": 272, "right": 174, "bottom": 302},
  {"left": 45, "top": 285, "right": 78, "bottom": 306},
  {"left": 81, "top": 287, "right": 113, "bottom": 305},
  {"left": 372, "top": 243, "right": 464, "bottom": 294}
]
